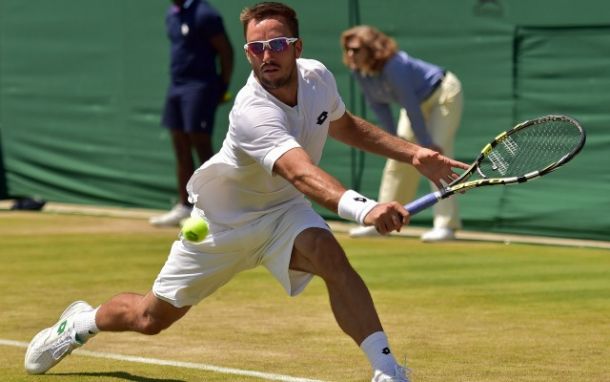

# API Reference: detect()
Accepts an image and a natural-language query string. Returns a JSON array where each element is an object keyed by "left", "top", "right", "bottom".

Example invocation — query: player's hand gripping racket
[{"left": 405, "top": 114, "right": 586, "bottom": 215}]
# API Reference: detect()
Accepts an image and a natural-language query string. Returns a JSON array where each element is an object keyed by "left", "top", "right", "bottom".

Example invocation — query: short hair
[
  {"left": 340, "top": 25, "right": 398, "bottom": 74},
  {"left": 239, "top": 2, "right": 299, "bottom": 39}
]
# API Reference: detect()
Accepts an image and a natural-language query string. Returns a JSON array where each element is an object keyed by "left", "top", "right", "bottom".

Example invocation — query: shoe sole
[
  {"left": 24, "top": 301, "right": 92, "bottom": 374},
  {"left": 24, "top": 328, "right": 52, "bottom": 374}
]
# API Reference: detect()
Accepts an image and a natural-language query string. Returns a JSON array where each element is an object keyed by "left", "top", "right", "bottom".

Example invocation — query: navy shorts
[{"left": 161, "top": 81, "right": 221, "bottom": 133}]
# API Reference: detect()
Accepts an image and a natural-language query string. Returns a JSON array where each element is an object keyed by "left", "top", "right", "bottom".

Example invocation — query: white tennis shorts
[{"left": 152, "top": 202, "right": 329, "bottom": 308}]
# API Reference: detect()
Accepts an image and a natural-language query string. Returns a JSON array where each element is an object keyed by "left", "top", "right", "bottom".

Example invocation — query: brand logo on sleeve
[{"left": 316, "top": 111, "right": 328, "bottom": 125}]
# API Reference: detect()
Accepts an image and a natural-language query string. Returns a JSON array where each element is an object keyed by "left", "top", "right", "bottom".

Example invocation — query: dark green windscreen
[{"left": 0, "top": 0, "right": 608, "bottom": 241}]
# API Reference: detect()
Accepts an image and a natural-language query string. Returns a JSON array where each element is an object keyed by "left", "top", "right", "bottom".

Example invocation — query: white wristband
[{"left": 338, "top": 190, "right": 378, "bottom": 225}]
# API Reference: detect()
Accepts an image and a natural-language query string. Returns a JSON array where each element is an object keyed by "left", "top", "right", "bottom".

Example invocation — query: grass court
[{"left": 1, "top": 211, "right": 609, "bottom": 381}]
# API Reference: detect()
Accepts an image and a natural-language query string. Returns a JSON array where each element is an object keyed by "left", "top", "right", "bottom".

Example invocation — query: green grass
[{"left": 1, "top": 211, "right": 609, "bottom": 381}]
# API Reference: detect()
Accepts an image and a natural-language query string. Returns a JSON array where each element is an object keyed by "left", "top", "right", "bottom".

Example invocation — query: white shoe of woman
[
  {"left": 420, "top": 228, "right": 456, "bottom": 242},
  {"left": 349, "top": 225, "right": 380, "bottom": 238}
]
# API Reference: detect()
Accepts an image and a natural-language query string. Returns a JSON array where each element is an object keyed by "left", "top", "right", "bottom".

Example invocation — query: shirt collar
[{"left": 172, "top": 0, "right": 195, "bottom": 12}]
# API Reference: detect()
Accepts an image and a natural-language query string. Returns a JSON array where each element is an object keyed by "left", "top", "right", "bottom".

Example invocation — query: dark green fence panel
[{"left": 0, "top": 0, "right": 608, "bottom": 240}]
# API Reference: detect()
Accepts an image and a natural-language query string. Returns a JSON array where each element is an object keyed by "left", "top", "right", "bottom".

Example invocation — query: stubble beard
[{"left": 256, "top": 64, "right": 296, "bottom": 91}]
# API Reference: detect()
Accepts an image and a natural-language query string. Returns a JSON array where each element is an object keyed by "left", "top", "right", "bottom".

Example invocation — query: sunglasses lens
[
  {"left": 248, "top": 42, "right": 265, "bottom": 54},
  {"left": 268, "top": 38, "right": 288, "bottom": 52}
]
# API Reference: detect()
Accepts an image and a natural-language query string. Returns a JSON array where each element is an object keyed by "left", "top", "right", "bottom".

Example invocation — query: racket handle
[{"left": 404, "top": 191, "right": 442, "bottom": 216}]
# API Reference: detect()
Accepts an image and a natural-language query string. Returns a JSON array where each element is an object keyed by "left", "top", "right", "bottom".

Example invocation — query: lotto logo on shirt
[{"left": 316, "top": 111, "right": 328, "bottom": 125}]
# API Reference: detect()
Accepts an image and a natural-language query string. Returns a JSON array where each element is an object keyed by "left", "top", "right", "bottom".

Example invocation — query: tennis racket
[{"left": 405, "top": 114, "right": 586, "bottom": 215}]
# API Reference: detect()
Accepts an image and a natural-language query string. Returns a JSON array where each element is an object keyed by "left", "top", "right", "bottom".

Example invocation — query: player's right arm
[{"left": 273, "top": 147, "right": 409, "bottom": 234}]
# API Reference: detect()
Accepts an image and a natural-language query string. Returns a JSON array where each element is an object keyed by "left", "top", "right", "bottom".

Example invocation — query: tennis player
[{"left": 24, "top": 3, "right": 468, "bottom": 381}]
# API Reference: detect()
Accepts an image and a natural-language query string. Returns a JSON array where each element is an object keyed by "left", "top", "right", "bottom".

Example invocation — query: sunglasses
[
  {"left": 244, "top": 37, "right": 299, "bottom": 55},
  {"left": 345, "top": 46, "right": 362, "bottom": 53}
]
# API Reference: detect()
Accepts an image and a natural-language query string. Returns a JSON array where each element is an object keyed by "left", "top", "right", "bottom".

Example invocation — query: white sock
[
  {"left": 360, "top": 331, "right": 398, "bottom": 375},
  {"left": 73, "top": 307, "right": 100, "bottom": 342}
]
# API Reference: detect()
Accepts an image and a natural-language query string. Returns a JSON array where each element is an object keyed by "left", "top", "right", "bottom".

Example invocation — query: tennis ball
[
  {"left": 222, "top": 91, "right": 232, "bottom": 103},
  {"left": 181, "top": 217, "right": 209, "bottom": 242}
]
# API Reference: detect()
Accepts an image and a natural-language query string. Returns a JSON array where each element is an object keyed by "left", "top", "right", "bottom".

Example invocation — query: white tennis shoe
[
  {"left": 149, "top": 203, "right": 192, "bottom": 227},
  {"left": 420, "top": 227, "right": 456, "bottom": 242},
  {"left": 24, "top": 300, "right": 94, "bottom": 374},
  {"left": 372, "top": 364, "right": 411, "bottom": 382}
]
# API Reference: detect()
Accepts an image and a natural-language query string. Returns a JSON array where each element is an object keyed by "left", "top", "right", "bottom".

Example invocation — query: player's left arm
[{"left": 329, "top": 111, "right": 468, "bottom": 187}]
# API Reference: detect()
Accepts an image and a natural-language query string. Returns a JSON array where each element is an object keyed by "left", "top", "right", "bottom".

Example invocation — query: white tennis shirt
[{"left": 187, "top": 58, "right": 346, "bottom": 228}]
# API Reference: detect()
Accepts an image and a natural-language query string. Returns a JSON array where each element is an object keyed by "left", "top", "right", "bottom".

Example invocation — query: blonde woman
[{"left": 342, "top": 25, "right": 463, "bottom": 242}]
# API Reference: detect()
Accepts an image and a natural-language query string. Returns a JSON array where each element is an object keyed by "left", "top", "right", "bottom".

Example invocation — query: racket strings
[{"left": 479, "top": 119, "right": 582, "bottom": 178}]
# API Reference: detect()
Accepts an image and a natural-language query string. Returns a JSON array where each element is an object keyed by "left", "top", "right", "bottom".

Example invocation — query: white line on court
[{"left": 1, "top": 339, "right": 326, "bottom": 382}]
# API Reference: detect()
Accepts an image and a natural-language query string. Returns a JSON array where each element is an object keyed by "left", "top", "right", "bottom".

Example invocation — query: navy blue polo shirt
[{"left": 166, "top": 0, "right": 226, "bottom": 84}]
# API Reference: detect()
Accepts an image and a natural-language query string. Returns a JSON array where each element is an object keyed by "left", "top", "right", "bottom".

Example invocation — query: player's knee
[
  {"left": 137, "top": 313, "right": 174, "bottom": 335},
  {"left": 309, "top": 233, "right": 352, "bottom": 281}
]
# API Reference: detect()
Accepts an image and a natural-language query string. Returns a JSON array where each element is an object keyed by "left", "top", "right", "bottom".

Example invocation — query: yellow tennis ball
[
  {"left": 181, "top": 217, "right": 209, "bottom": 242},
  {"left": 222, "top": 91, "right": 232, "bottom": 103}
]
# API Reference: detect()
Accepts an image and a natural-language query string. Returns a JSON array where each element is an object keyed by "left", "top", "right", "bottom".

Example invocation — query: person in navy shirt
[
  {"left": 341, "top": 25, "right": 464, "bottom": 242},
  {"left": 151, "top": 0, "right": 234, "bottom": 227}
]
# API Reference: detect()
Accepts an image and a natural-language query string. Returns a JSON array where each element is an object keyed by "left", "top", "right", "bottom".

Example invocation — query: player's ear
[{"left": 294, "top": 39, "right": 303, "bottom": 58}]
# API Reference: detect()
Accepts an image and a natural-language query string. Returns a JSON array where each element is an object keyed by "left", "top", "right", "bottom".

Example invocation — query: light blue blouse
[{"left": 352, "top": 51, "right": 445, "bottom": 147}]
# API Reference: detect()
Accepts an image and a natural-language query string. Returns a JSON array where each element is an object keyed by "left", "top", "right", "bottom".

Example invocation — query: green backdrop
[{"left": 0, "top": 0, "right": 608, "bottom": 241}]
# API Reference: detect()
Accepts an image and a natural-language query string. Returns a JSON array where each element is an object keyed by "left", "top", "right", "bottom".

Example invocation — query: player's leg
[
  {"left": 95, "top": 291, "right": 190, "bottom": 334},
  {"left": 289, "top": 228, "right": 408, "bottom": 381},
  {"left": 23, "top": 292, "right": 189, "bottom": 375},
  {"left": 24, "top": 232, "right": 248, "bottom": 375},
  {"left": 291, "top": 228, "right": 382, "bottom": 342},
  {"left": 256, "top": 204, "right": 409, "bottom": 381}
]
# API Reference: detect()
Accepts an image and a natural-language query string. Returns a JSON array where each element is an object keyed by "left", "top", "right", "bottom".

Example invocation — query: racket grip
[{"left": 404, "top": 191, "right": 441, "bottom": 216}]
